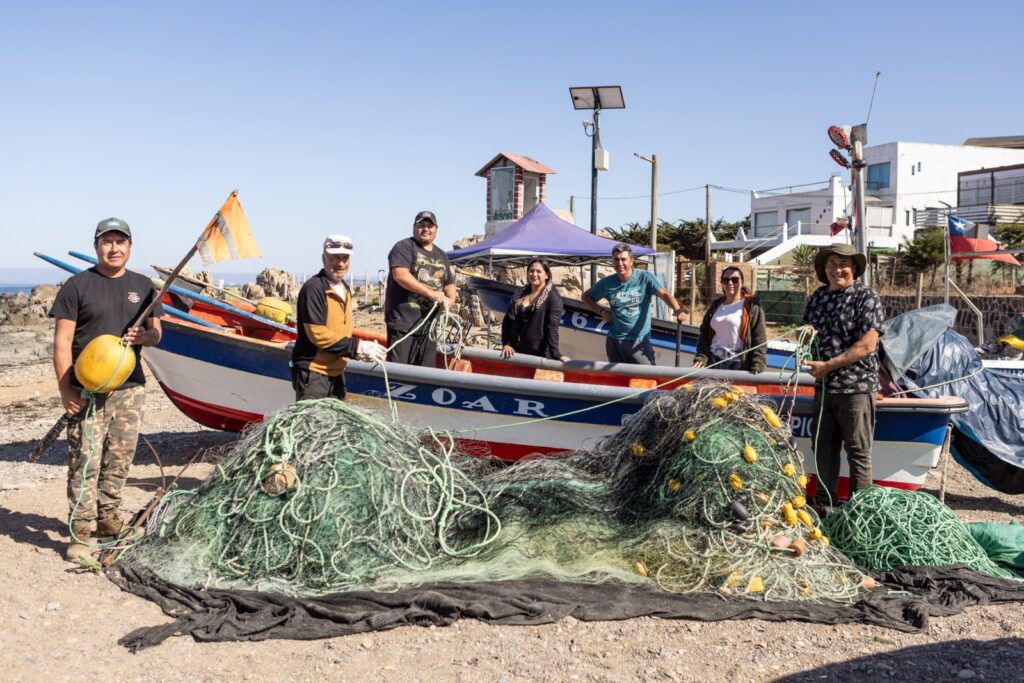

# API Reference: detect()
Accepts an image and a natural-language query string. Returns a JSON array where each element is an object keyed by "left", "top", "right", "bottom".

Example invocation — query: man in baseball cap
[
  {"left": 291, "top": 233, "right": 386, "bottom": 402},
  {"left": 50, "top": 215, "right": 162, "bottom": 559},
  {"left": 383, "top": 210, "right": 456, "bottom": 366}
]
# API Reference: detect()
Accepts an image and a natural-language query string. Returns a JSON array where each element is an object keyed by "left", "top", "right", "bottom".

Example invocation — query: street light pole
[
  {"left": 590, "top": 108, "right": 600, "bottom": 286},
  {"left": 634, "top": 153, "right": 658, "bottom": 250},
  {"left": 569, "top": 85, "right": 625, "bottom": 289}
]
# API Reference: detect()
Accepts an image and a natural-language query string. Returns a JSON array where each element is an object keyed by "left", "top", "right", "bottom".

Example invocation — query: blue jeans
[{"left": 605, "top": 335, "right": 656, "bottom": 365}]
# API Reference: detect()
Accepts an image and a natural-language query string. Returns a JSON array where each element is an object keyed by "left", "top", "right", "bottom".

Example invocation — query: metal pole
[
  {"left": 852, "top": 141, "right": 868, "bottom": 286},
  {"left": 651, "top": 155, "right": 658, "bottom": 250},
  {"left": 689, "top": 262, "right": 698, "bottom": 325},
  {"left": 590, "top": 108, "right": 600, "bottom": 285},
  {"left": 943, "top": 216, "right": 950, "bottom": 305},
  {"left": 705, "top": 184, "right": 712, "bottom": 263}
]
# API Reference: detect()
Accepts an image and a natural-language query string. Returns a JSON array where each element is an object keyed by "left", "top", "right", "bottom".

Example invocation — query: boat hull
[{"left": 145, "top": 319, "right": 965, "bottom": 497}]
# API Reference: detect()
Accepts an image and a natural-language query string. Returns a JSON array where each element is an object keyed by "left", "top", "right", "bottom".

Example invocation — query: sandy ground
[{"left": 1, "top": 322, "right": 1023, "bottom": 683}]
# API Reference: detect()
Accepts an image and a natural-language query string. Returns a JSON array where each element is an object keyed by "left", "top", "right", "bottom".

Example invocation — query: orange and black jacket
[
  {"left": 693, "top": 294, "right": 767, "bottom": 373},
  {"left": 291, "top": 270, "right": 357, "bottom": 377}
]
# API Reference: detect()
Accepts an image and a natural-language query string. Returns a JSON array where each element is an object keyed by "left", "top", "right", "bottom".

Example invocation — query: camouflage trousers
[{"left": 66, "top": 385, "right": 145, "bottom": 524}]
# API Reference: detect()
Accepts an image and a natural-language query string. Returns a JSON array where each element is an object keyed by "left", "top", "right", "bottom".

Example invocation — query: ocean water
[{"left": 0, "top": 285, "right": 34, "bottom": 296}]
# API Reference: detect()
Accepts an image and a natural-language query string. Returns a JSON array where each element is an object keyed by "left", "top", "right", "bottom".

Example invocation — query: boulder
[
  {"left": 256, "top": 268, "right": 300, "bottom": 302},
  {"left": 239, "top": 283, "right": 266, "bottom": 300}
]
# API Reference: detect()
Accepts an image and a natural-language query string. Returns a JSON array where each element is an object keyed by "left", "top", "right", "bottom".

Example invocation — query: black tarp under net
[{"left": 111, "top": 564, "right": 1024, "bottom": 651}]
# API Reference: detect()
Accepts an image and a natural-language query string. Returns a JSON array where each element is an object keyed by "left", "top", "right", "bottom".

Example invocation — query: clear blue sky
[{"left": 2, "top": 1, "right": 1021, "bottom": 282}]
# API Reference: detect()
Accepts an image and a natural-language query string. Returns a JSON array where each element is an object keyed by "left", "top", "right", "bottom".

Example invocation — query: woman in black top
[{"left": 500, "top": 259, "right": 570, "bottom": 361}]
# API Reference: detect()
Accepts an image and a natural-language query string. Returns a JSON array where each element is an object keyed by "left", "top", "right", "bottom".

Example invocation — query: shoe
[
  {"left": 66, "top": 522, "right": 93, "bottom": 561},
  {"left": 95, "top": 512, "right": 125, "bottom": 538}
]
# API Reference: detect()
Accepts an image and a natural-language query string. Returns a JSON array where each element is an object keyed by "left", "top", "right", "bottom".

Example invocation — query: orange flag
[{"left": 196, "top": 191, "right": 261, "bottom": 264}]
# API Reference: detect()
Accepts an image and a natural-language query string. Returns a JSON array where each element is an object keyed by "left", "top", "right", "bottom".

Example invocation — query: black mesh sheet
[{"left": 110, "top": 564, "right": 1024, "bottom": 651}]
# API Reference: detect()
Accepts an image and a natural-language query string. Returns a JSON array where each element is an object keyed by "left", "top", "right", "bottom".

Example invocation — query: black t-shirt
[
  {"left": 384, "top": 237, "right": 455, "bottom": 332},
  {"left": 49, "top": 267, "right": 164, "bottom": 389}
]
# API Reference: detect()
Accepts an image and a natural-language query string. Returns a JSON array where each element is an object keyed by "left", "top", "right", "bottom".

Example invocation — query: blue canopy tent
[{"left": 447, "top": 202, "right": 655, "bottom": 268}]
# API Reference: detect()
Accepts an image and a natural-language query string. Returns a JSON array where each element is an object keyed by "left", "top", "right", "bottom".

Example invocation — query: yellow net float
[
  {"left": 74, "top": 334, "right": 136, "bottom": 393},
  {"left": 255, "top": 297, "right": 293, "bottom": 324}
]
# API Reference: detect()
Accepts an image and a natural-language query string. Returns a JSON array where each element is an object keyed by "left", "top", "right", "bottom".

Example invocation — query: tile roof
[{"left": 475, "top": 152, "right": 556, "bottom": 177}]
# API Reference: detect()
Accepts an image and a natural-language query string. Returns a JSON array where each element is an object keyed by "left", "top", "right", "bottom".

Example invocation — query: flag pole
[
  {"left": 942, "top": 208, "right": 951, "bottom": 306},
  {"left": 127, "top": 189, "right": 236, "bottom": 330}
]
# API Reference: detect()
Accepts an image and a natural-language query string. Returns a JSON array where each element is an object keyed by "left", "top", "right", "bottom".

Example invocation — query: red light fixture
[
  {"left": 828, "top": 125, "right": 850, "bottom": 149},
  {"left": 829, "top": 149, "right": 851, "bottom": 169}
]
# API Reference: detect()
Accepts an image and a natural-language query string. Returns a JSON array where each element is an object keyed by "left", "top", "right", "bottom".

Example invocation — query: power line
[{"left": 573, "top": 185, "right": 705, "bottom": 201}]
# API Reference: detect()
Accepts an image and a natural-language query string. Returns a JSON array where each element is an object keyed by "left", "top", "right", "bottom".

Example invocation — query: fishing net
[
  {"left": 120, "top": 381, "right": 868, "bottom": 602},
  {"left": 822, "top": 487, "right": 1019, "bottom": 579}
]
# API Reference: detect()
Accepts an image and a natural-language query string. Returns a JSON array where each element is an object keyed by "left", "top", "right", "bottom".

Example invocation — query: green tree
[
  {"left": 902, "top": 227, "right": 946, "bottom": 289},
  {"left": 992, "top": 214, "right": 1024, "bottom": 287},
  {"left": 790, "top": 244, "right": 816, "bottom": 295}
]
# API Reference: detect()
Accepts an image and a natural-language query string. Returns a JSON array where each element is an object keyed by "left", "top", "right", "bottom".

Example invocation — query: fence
[{"left": 757, "top": 291, "right": 806, "bottom": 325}]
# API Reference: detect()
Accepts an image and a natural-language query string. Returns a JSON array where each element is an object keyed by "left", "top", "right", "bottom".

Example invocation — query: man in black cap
[
  {"left": 383, "top": 211, "right": 457, "bottom": 366},
  {"left": 49, "top": 218, "right": 163, "bottom": 560},
  {"left": 801, "top": 242, "right": 884, "bottom": 510}
]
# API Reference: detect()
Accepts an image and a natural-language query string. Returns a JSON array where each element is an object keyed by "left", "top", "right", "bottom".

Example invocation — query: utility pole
[
  {"left": 705, "top": 184, "right": 712, "bottom": 262},
  {"left": 589, "top": 108, "right": 600, "bottom": 286},
  {"left": 849, "top": 124, "right": 869, "bottom": 286}
]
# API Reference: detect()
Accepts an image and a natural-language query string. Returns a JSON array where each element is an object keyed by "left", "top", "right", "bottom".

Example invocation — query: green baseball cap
[{"left": 94, "top": 217, "right": 132, "bottom": 240}]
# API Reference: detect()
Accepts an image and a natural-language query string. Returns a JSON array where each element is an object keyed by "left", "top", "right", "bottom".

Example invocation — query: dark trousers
[
  {"left": 812, "top": 390, "right": 876, "bottom": 503},
  {"left": 605, "top": 334, "right": 655, "bottom": 365},
  {"left": 386, "top": 326, "right": 437, "bottom": 368},
  {"left": 291, "top": 367, "right": 346, "bottom": 401}
]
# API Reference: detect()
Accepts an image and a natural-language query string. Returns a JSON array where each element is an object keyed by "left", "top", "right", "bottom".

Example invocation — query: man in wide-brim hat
[{"left": 801, "top": 242, "right": 884, "bottom": 510}]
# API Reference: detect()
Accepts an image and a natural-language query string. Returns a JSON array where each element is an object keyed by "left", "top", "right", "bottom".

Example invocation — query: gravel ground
[{"left": 1, "top": 323, "right": 1022, "bottom": 683}]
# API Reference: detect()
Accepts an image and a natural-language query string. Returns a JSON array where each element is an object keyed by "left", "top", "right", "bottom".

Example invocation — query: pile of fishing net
[
  {"left": 121, "top": 381, "right": 870, "bottom": 602},
  {"left": 823, "top": 487, "right": 1019, "bottom": 579}
]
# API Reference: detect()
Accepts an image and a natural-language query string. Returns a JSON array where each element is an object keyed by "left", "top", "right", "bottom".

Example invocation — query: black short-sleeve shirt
[
  {"left": 802, "top": 281, "right": 884, "bottom": 394},
  {"left": 384, "top": 238, "right": 455, "bottom": 332},
  {"left": 49, "top": 267, "right": 164, "bottom": 389}
]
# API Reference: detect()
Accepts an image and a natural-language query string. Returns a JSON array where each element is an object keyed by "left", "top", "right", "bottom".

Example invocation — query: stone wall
[{"left": 880, "top": 294, "right": 1023, "bottom": 343}]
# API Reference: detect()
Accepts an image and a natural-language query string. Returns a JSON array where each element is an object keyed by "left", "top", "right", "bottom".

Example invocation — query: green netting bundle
[
  {"left": 122, "top": 381, "right": 868, "bottom": 601},
  {"left": 121, "top": 400, "right": 500, "bottom": 593},
  {"left": 822, "top": 486, "right": 1018, "bottom": 579}
]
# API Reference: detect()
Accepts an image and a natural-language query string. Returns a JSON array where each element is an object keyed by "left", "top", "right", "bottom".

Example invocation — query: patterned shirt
[{"left": 802, "top": 281, "right": 884, "bottom": 394}]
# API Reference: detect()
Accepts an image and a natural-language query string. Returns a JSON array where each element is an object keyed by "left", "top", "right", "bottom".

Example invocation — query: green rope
[{"left": 822, "top": 487, "right": 1018, "bottom": 579}]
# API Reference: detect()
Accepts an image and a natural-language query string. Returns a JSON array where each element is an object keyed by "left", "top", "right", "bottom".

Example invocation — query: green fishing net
[
  {"left": 823, "top": 486, "right": 1018, "bottom": 579},
  {"left": 121, "top": 381, "right": 868, "bottom": 601}
]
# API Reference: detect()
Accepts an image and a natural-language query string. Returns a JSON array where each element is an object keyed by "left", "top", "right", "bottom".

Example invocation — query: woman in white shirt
[{"left": 692, "top": 266, "right": 767, "bottom": 373}]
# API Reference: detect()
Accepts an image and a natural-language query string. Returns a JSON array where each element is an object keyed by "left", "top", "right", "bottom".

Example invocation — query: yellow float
[{"left": 73, "top": 334, "right": 135, "bottom": 393}]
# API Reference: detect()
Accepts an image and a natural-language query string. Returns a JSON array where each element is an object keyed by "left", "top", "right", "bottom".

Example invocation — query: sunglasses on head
[
  {"left": 326, "top": 240, "right": 353, "bottom": 250},
  {"left": 721, "top": 276, "right": 741, "bottom": 283}
]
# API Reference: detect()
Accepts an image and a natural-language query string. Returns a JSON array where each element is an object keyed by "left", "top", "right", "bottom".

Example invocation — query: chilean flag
[{"left": 947, "top": 215, "right": 1020, "bottom": 266}]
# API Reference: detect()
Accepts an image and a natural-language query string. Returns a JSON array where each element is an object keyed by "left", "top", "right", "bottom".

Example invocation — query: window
[
  {"left": 489, "top": 167, "right": 515, "bottom": 220},
  {"left": 867, "top": 162, "right": 890, "bottom": 190},
  {"left": 905, "top": 210, "right": 911, "bottom": 226},
  {"left": 785, "top": 207, "right": 811, "bottom": 231},
  {"left": 753, "top": 211, "right": 778, "bottom": 237}
]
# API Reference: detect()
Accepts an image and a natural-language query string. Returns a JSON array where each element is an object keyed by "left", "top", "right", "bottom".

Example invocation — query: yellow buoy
[
  {"left": 74, "top": 334, "right": 135, "bottom": 393},
  {"left": 255, "top": 297, "right": 293, "bottom": 324}
]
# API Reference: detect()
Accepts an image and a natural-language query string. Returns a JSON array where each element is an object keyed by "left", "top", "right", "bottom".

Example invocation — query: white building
[{"left": 718, "top": 140, "right": 1024, "bottom": 264}]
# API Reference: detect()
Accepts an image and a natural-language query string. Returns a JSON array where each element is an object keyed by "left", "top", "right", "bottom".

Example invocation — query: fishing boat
[
  {"left": 141, "top": 297, "right": 965, "bottom": 499},
  {"left": 34, "top": 249, "right": 967, "bottom": 498},
  {"left": 466, "top": 276, "right": 799, "bottom": 369}
]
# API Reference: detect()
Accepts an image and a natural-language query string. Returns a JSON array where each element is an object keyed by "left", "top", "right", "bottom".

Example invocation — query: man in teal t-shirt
[{"left": 583, "top": 244, "right": 688, "bottom": 364}]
